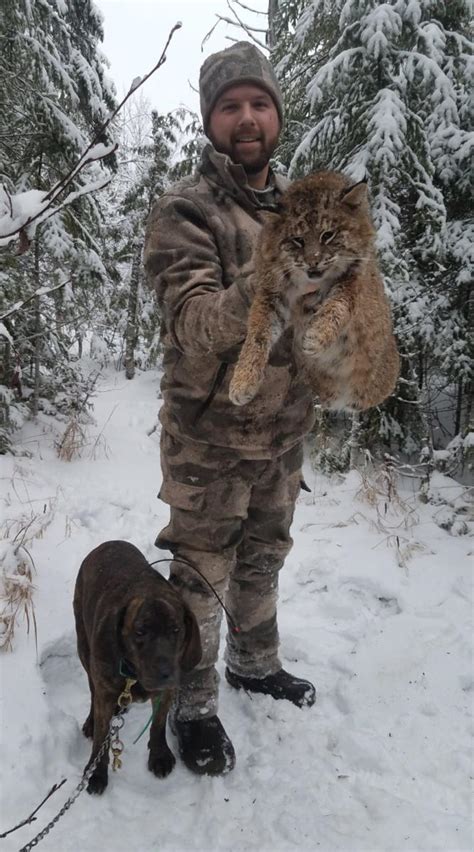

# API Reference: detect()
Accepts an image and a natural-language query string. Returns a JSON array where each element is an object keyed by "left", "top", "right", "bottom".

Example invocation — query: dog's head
[{"left": 119, "top": 596, "right": 201, "bottom": 692}]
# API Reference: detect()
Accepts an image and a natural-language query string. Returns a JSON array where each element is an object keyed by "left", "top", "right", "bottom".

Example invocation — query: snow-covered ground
[{"left": 0, "top": 365, "right": 472, "bottom": 852}]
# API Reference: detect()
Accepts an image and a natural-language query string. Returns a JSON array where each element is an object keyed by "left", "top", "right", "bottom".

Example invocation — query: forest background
[
  {"left": 0, "top": 0, "right": 472, "bottom": 475},
  {"left": 0, "top": 5, "right": 472, "bottom": 848}
]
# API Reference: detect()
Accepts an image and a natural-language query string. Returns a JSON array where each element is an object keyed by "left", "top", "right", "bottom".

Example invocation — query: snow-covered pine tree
[
  {"left": 0, "top": 0, "right": 116, "bottom": 442},
  {"left": 103, "top": 103, "right": 192, "bottom": 378},
  {"left": 272, "top": 0, "right": 473, "bottom": 461},
  {"left": 168, "top": 108, "right": 205, "bottom": 181}
]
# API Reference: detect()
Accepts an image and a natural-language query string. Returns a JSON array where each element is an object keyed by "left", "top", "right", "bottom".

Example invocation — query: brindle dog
[{"left": 73, "top": 540, "right": 201, "bottom": 794}]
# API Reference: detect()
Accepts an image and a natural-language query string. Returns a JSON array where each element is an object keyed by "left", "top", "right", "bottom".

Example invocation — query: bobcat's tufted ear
[{"left": 340, "top": 180, "right": 368, "bottom": 209}]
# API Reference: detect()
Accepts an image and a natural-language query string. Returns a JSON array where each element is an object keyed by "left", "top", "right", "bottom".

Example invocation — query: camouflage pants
[{"left": 157, "top": 429, "right": 303, "bottom": 721}]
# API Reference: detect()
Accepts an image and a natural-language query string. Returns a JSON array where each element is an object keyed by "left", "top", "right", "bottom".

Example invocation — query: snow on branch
[
  {"left": 306, "top": 48, "right": 364, "bottom": 107},
  {"left": 0, "top": 22, "right": 182, "bottom": 253},
  {"left": 360, "top": 5, "right": 403, "bottom": 60},
  {"left": 0, "top": 280, "right": 71, "bottom": 322}
]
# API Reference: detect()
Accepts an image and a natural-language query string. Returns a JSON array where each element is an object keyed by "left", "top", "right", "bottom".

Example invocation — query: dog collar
[{"left": 119, "top": 658, "right": 137, "bottom": 679}]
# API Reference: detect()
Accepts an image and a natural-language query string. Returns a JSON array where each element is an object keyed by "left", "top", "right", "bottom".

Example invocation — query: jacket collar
[{"left": 199, "top": 143, "right": 289, "bottom": 213}]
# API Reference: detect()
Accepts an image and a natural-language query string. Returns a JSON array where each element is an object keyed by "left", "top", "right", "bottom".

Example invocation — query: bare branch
[
  {"left": 201, "top": 18, "right": 223, "bottom": 51},
  {"left": 226, "top": 0, "right": 268, "bottom": 35},
  {"left": 202, "top": 1, "right": 267, "bottom": 52},
  {"left": 0, "top": 779, "right": 67, "bottom": 839},
  {"left": 233, "top": 0, "right": 267, "bottom": 15},
  {"left": 42, "top": 22, "right": 182, "bottom": 207},
  {"left": 0, "top": 22, "right": 183, "bottom": 248}
]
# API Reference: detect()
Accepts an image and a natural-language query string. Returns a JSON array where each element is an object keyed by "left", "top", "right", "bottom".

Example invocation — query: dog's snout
[
  {"left": 142, "top": 659, "right": 176, "bottom": 689},
  {"left": 157, "top": 662, "right": 173, "bottom": 680}
]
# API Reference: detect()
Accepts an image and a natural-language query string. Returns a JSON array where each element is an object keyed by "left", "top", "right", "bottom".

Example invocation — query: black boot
[
  {"left": 171, "top": 715, "right": 236, "bottom": 776},
  {"left": 225, "top": 667, "right": 316, "bottom": 708}
]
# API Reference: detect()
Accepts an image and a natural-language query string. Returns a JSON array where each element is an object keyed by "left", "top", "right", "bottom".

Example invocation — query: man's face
[{"left": 208, "top": 84, "right": 280, "bottom": 176}]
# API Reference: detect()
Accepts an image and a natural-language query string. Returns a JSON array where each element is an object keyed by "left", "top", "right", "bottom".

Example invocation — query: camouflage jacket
[{"left": 144, "top": 144, "right": 315, "bottom": 459}]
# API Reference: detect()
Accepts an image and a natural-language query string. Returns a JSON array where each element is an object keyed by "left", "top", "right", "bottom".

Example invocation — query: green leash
[{"left": 132, "top": 696, "right": 162, "bottom": 745}]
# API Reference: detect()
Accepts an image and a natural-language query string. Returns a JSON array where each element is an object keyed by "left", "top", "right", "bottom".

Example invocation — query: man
[{"left": 144, "top": 41, "right": 318, "bottom": 777}]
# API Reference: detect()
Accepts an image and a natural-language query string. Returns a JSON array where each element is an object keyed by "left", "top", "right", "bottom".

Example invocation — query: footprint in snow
[{"left": 39, "top": 633, "right": 87, "bottom": 719}]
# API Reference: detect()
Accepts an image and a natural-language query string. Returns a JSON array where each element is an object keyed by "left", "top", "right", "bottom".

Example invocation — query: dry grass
[
  {"left": 0, "top": 503, "right": 55, "bottom": 652},
  {"left": 356, "top": 461, "right": 419, "bottom": 532},
  {"left": 55, "top": 416, "right": 87, "bottom": 461},
  {"left": 0, "top": 553, "right": 37, "bottom": 652},
  {"left": 351, "top": 463, "right": 427, "bottom": 572},
  {"left": 55, "top": 401, "right": 115, "bottom": 462}
]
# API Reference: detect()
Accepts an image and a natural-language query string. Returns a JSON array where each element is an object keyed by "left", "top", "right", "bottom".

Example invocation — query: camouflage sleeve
[{"left": 144, "top": 194, "right": 253, "bottom": 357}]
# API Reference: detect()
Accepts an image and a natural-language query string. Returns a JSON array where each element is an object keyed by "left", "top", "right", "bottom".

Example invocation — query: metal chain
[{"left": 18, "top": 709, "right": 126, "bottom": 852}]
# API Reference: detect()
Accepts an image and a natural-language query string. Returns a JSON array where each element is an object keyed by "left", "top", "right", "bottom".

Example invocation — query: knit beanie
[{"left": 199, "top": 41, "right": 283, "bottom": 134}]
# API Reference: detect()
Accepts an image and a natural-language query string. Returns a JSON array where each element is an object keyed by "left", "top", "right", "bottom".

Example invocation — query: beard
[{"left": 211, "top": 132, "right": 279, "bottom": 176}]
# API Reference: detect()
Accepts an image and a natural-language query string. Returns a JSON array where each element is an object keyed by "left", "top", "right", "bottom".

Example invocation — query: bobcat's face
[
  {"left": 279, "top": 227, "right": 351, "bottom": 284},
  {"left": 266, "top": 172, "right": 375, "bottom": 285}
]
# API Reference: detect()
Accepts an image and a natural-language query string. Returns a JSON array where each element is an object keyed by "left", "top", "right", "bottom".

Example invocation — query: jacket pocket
[{"left": 158, "top": 480, "right": 206, "bottom": 512}]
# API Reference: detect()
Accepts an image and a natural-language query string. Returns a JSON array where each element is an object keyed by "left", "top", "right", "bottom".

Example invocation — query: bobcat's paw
[
  {"left": 229, "top": 380, "right": 258, "bottom": 406},
  {"left": 301, "top": 328, "right": 326, "bottom": 356}
]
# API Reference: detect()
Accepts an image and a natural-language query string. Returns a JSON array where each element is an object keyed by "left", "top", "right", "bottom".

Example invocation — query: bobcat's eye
[
  {"left": 321, "top": 230, "right": 336, "bottom": 244},
  {"left": 285, "top": 236, "right": 305, "bottom": 249}
]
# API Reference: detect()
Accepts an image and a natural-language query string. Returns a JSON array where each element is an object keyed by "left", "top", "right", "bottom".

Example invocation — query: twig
[
  {"left": 226, "top": 0, "right": 268, "bottom": 36},
  {"left": 201, "top": 18, "right": 222, "bottom": 51},
  {"left": 88, "top": 404, "right": 118, "bottom": 459},
  {"left": 233, "top": 0, "right": 267, "bottom": 15},
  {"left": 0, "top": 779, "right": 67, "bottom": 839},
  {"left": 42, "top": 21, "right": 182, "bottom": 208},
  {"left": 1, "top": 22, "right": 182, "bottom": 246},
  {"left": 12, "top": 516, "right": 38, "bottom": 552},
  {"left": 202, "top": 5, "right": 267, "bottom": 52}
]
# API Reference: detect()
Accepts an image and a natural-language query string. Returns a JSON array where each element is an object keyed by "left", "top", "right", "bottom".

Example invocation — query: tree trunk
[
  {"left": 124, "top": 242, "right": 141, "bottom": 380},
  {"left": 461, "top": 379, "right": 472, "bottom": 435},
  {"left": 348, "top": 411, "right": 361, "bottom": 469},
  {"left": 31, "top": 239, "right": 41, "bottom": 418},
  {"left": 267, "top": 0, "right": 279, "bottom": 49}
]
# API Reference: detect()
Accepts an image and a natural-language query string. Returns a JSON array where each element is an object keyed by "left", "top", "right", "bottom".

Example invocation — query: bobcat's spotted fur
[{"left": 229, "top": 171, "right": 399, "bottom": 411}]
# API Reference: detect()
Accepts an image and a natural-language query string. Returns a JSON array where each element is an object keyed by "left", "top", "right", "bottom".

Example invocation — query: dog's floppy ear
[
  {"left": 117, "top": 598, "right": 142, "bottom": 648},
  {"left": 180, "top": 604, "right": 202, "bottom": 672}
]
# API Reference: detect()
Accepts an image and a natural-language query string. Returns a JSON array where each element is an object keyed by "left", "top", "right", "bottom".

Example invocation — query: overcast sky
[{"left": 95, "top": 0, "right": 269, "bottom": 118}]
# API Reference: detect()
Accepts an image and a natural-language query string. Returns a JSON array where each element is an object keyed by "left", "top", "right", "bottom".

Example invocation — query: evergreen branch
[
  {"left": 0, "top": 280, "right": 71, "bottom": 321},
  {"left": 12, "top": 309, "right": 104, "bottom": 346},
  {"left": 0, "top": 147, "right": 116, "bottom": 248},
  {"left": 27, "top": 175, "right": 113, "bottom": 240}
]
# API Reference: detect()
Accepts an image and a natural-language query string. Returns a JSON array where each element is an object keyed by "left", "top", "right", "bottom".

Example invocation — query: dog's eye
[
  {"left": 321, "top": 230, "right": 335, "bottom": 244},
  {"left": 134, "top": 628, "right": 147, "bottom": 638}
]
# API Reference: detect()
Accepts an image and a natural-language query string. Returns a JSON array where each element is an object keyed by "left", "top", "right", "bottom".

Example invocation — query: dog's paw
[
  {"left": 87, "top": 769, "right": 108, "bottom": 795},
  {"left": 82, "top": 714, "right": 94, "bottom": 739},
  {"left": 148, "top": 746, "right": 176, "bottom": 778}
]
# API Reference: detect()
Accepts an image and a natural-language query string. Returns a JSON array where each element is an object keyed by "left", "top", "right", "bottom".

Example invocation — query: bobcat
[{"left": 229, "top": 171, "right": 399, "bottom": 411}]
